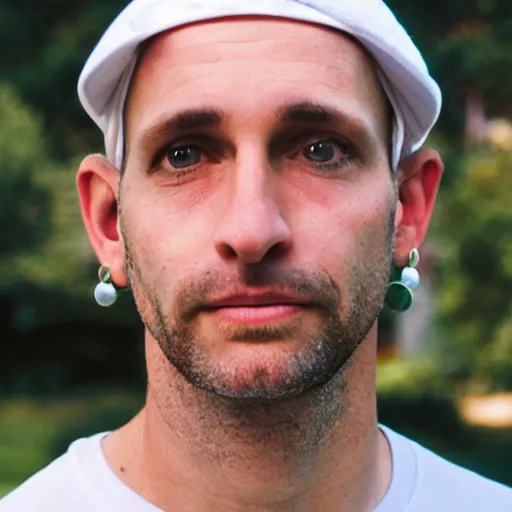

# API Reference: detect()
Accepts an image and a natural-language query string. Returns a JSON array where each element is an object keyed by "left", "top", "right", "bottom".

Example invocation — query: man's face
[{"left": 120, "top": 18, "right": 395, "bottom": 400}]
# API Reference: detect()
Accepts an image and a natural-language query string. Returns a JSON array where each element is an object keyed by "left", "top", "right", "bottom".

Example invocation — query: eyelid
[
  {"left": 304, "top": 134, "right": 351, "bottom": 149},
  {"left": 304, "top": 137, "right": 350, "bottom": 151},
  {"left": 150, "top": 136, "right": 217, "bottom": 169},
  {"left": 306, "top": 140, "right": 351, "bottom": 163},
  {"left": 274, "top": 130, "right": 353, "bottom": 155},
  {"left": 292, "top": 136, "right": 358, "bottom": 173}
]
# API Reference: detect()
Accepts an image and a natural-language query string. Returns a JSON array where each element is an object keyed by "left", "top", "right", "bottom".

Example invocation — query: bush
[{"left": 377, "top": 360, "right": 463, "bottom": 440}]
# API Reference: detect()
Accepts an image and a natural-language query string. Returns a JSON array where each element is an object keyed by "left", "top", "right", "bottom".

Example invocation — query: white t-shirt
[{"left": 1, "top": 425, "right": 511, "bottom": 511}]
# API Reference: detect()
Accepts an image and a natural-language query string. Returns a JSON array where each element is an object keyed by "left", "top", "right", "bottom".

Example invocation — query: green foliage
[
  {"left": 0, "top": 0, "right": 127, "bottom": 160},
  {"left": 434, "top": 151, "right": 512, "bottom": 391},
  {"left": 0, "top": 394, "right": 142, "bottom": 497},
  {"left": 377, "top": 359, "right": 452, "bottom": 396},
  {"left": 388, "top": 0, "right": 512, "bottom": 136},
  {"left": 0, "top": 85, "right": 50, "bottom": 259},
  {"left": 480, "top": 317, "right": 512, "bottom": 390},
  {"left": 377, "top": 359, "right": 463, "bottom": 437},
  {"left": 0, "top": 84, "right": 93, "bottom": 294},
  {"left": 0, "top": 83, "right": 143, "bottom": 390}
]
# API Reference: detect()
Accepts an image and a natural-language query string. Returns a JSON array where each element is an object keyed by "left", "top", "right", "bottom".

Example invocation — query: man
[{"left": 2, "top": 1, "right": 511, "bottom": 510}]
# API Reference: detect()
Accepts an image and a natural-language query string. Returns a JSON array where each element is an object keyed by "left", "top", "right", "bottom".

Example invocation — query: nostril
[
  {"left": 215, "top": 237, "right": 290, "bottom": 265},
  {"left": 218, "top": 242, "right": 238, "bottom": 260},
  {"left": 265, "top": 241, "right": 289, "bottom": 262}
]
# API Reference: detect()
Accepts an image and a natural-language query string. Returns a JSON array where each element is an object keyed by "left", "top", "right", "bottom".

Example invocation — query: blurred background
[{"left": 1, "top": 0, "right": 512, "bottom": 498}]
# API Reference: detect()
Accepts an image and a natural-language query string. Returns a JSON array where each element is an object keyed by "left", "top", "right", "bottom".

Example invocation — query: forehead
[{"left": 125, "top": 17, "right": 388, "bottom": 149}]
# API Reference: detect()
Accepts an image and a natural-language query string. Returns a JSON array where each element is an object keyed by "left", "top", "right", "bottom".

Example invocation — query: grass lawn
[
  {"left": 0, "top": 485, "right": 14, "bottom": 500},
  {"left": 0, "top": 392, "right": 511, "bottom": 499},
  {"left": 0, "top": 393, "right": 142, "bottom": 498}
]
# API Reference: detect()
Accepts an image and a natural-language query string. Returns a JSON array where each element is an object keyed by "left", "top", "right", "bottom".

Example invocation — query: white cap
[{"left": 77, "top": 0, "right": 442, "bottom": 170}]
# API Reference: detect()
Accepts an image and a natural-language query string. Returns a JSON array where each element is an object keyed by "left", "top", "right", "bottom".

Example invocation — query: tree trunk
[{"left": 464, "top": 89, "right": 487, "bottom": 145}]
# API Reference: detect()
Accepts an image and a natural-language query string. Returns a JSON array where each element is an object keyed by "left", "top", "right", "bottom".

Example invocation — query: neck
[{"left": 103, "top": 325, "right": 391, "bottom": 512}]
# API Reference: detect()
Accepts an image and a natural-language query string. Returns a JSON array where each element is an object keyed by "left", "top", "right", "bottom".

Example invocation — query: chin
[{"left": 180, "top": 341, "right": 344, "bottom": 402}]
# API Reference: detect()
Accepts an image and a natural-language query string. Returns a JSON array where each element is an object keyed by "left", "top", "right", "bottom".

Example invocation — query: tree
[
  {"left": 0, "top": 85, "right": 50, "bottom": 261},
  {"left": 433, "top": 150, "right": 512, "bottom": 391},
  {"left": 388, "top": 0, "right": 512, "bottom": 143},
  {"left": 0, "top": 0, "right": 127, "bottom": 160}
]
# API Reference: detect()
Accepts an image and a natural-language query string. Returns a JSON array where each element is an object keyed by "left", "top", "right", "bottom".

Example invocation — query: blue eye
[
  {"left": 166, "top": 145, "right": 202, "bottom": 169},
  {"left": 303, "top": 140, "right": 347, "bottom": 166},
  {"left": 305, "top": 141, "right": 334, "bottom": 162}
]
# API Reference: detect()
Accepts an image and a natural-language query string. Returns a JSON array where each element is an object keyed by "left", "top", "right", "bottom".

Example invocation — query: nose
[{"left": 213, "top": 157, "right": 292, "bottom": 264}]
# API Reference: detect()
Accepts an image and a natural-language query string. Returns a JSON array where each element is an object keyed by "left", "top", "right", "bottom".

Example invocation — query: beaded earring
[
  {"left": 94, "top": 265, "right": 119, "bottom": 307},
  {"left": 385, "top": 248, "right": 420, "bottom": 313}
]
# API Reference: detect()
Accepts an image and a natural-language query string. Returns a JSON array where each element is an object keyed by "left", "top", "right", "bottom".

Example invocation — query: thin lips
[{"left": 203, "top": 294, "right": 311, "bottom": 309}]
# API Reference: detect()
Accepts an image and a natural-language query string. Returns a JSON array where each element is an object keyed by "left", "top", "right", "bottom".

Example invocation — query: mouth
[{"left": 200, "top": 293, "right": 312, "bottom": 325}]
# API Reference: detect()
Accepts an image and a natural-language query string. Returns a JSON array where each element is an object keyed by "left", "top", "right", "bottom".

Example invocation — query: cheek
[
  {"left": 289, "top": 178, "right": 394, "bottom": 281},
  {"left": 122, "top": 167, "right": 394, "bottom": 287},
  {"left": 121, "top": 179, "right": 215, "bottom": 287}
]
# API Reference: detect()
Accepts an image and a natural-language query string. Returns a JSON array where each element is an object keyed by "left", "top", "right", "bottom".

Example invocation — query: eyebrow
[
  {"left": 276, "top": 101, "right": 376, "bottom": 145},
  {"left": 277, "top": 101, "right": 340, "bottom": 124},
  {"left": 134, "top": 100, "right": 377, "bottom": 155},
  {"left": 137, "top": 108, "right": 224, "bottom": 150}
]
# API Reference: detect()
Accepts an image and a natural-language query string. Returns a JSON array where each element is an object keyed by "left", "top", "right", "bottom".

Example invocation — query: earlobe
[
  {"left": 77, "top": 154, "right": 128, "bottom": 288},
  {"left": 393, "top": 149, "right": 444, "bottom": 266}
]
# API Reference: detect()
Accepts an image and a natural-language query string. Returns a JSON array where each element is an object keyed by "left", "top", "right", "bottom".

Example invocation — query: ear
[
  {"left": 77, "top": 154, "right": 128, "bottom": 288},
  {"left": 393, "top": 149, "right": 444, "bottom": 267}
]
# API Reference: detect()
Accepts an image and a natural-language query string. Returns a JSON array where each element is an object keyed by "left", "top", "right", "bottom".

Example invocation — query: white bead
[
  {"left": 94, "top": 281, "right": 118, "bottom": 307},
  {"left": 401, "top": 267, "right": 420, "bottom": 291}
]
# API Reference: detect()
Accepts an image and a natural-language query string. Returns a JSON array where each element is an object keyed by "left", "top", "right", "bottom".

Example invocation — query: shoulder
[
  {"left": 0, "top": 453, "right": 86, "bottom": 512},
  {"left": 390, "top": 428, "right": 512, "bottom": 511},
  {"left": 0, "top": 434, "right": 108, "bottom": 512},
  {"left": 414, "top": 441, "right": 512, "bottom": 509}
]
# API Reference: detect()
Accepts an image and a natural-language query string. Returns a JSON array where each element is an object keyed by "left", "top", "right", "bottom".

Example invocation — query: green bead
[
  {"left": 409, "top": 248, "right": 420, "bottom": 268},
  {"left": 385, "top": 281, "right": 413, "bottom": 312},
  {"left": 102, "top": 270, "right": 112, "bottom": 284}
]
